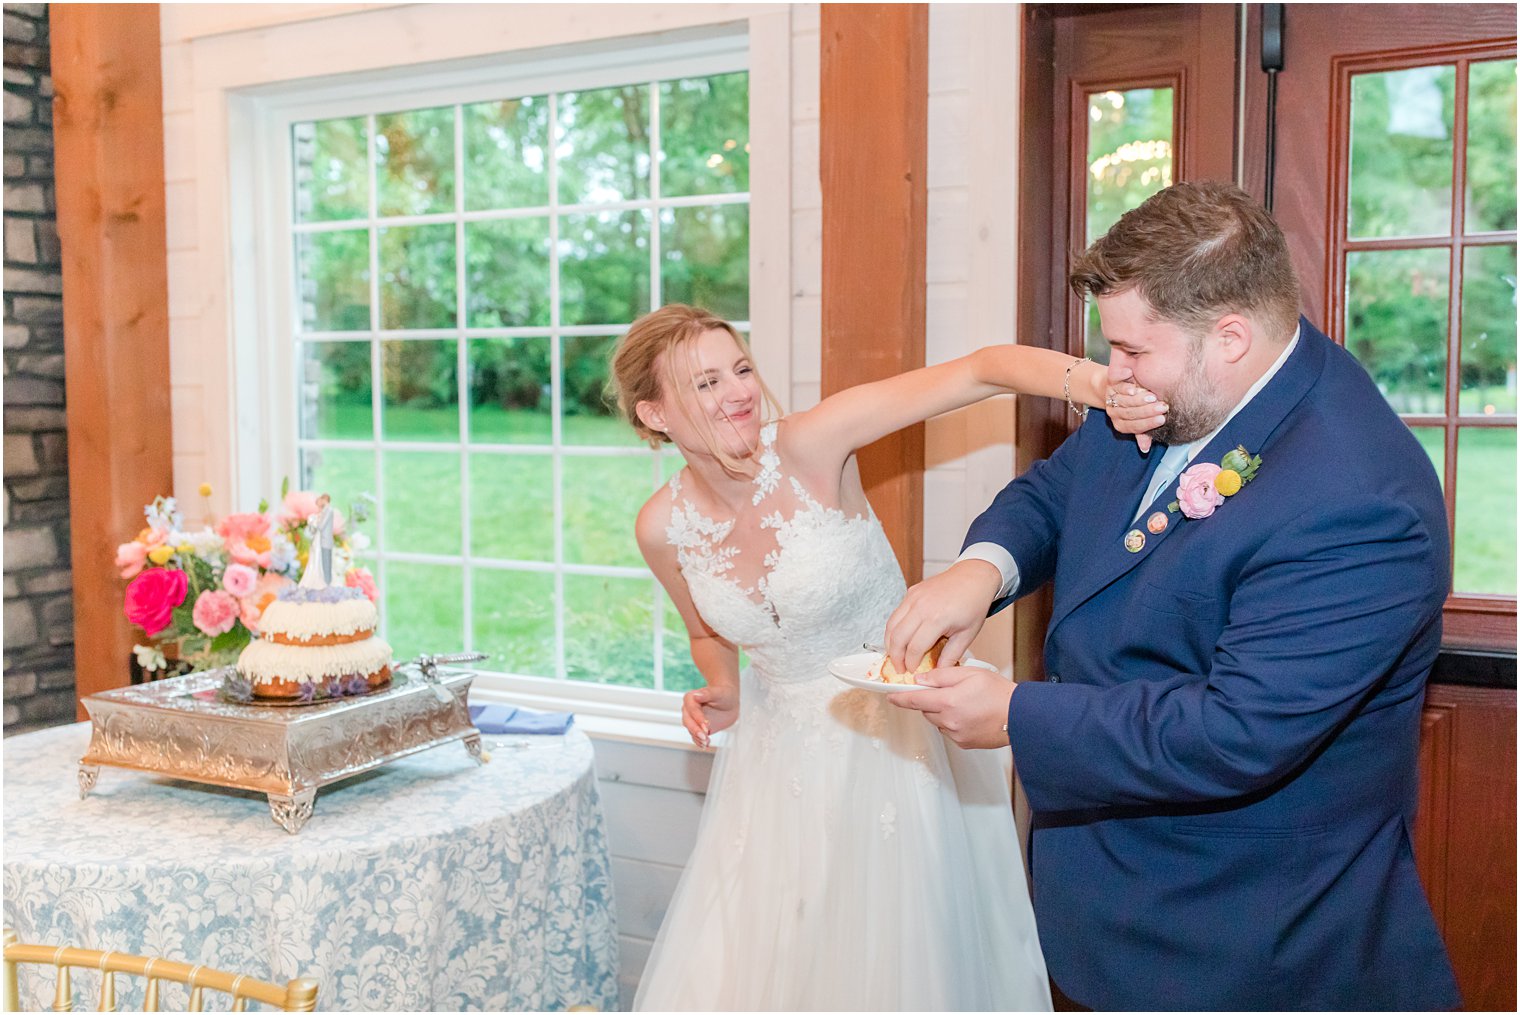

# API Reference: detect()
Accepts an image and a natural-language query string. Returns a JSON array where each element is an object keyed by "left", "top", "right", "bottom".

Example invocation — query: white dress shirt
[{"left": 959, "top": 327, "right": 1301, "bottom": 599}]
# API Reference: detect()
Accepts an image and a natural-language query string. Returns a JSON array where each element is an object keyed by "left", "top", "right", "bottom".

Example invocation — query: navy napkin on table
[{"left": 468, "top": 703, "right": 574, "bottom": 735}]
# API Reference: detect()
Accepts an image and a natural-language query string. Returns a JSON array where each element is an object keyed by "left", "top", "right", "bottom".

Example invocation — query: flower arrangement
[
  {"left": 117, "top": 481, "right": 377, "bottom": 678},
  {"left": 1169, "top": 445, "right": 1263, "bottom": 520}
]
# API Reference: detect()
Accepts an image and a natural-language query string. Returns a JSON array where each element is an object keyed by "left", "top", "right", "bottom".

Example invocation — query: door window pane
[
  {"left": 1460, "top": 243, "right": 1517, "bottom": 415},
  {"left": 383, "top": 450, "right": 461, "bottom": 554},
  {"left": 1084, "top": 86, "right": 1173, "bottom": 361},
  {"left": 301, "top": 449, "right": 377, "bottom": 531},
  {"left": 559, "top": 210, "right": 651, "bottom": 326},
  {"left": 562, "top": 456, "right": 657, "bottom": 568},
  {"left": 1465, "top": 59, "right": 1517, "bottom": 233},
  {"left": 1349, "top": 66, "right": 1456, "bottom": 239},
  {"left": 561, "top": 335, "right": 640, "bottom": 447},
  {"left": 1345, "top": 247, "right": 1450, "bottom": 414},
  {"left": 1409, "top": 426, "right": 1446, "bottom": 489},
  {"left": 379, "top": 224, "right": 457, "bottom": 330},
  {"left": 1454, "top": 427, "right": 1516, "bottom": 595},
  {"left": 465, "top": 218, "right": 551, "bottom": 328}
]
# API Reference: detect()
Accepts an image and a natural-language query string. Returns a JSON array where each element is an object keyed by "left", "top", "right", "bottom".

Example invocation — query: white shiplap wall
[{"left": 157, "top": 3, "right": 1022, "bottom": 1008}]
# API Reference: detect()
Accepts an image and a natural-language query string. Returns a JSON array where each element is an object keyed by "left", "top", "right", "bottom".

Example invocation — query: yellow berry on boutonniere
[
  {"left": 1214, "top": 469, "right": 1243, "bottom": 497},
  {"left": 147, "top": 546, "right": 175, "bottom": 565}
]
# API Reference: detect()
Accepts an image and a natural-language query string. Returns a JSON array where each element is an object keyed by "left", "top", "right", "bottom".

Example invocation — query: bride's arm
[
  {"left": 787, "top": 345, "right": 1156, "bottom": 469},
  {"left": 635, "top": 496, "right": 741, "bottom": 748}
]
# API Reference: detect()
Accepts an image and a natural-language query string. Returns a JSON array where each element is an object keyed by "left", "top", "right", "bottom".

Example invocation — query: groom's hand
[
  {"left": 889, "top": 664, "right": 1014, "bottom": 749},
  {"left": 884, "top": 559, "right": 1001, "bottom": 673}
]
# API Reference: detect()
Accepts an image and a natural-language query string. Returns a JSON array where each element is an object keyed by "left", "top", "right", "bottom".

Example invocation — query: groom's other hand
[
  {"left": 889, "top": 664, "right": 1014, "bottom": 749},
  {"left": 885, "top": 559, "right": 1002, "bottom": 674}
]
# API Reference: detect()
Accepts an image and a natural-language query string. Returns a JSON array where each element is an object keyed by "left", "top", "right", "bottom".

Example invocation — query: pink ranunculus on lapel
[
  {"left": 1176, "top": 462, "right": 1226, "bottom": 520},
  {"left": 123, "top": 567, "right": 189, "bottom": 637}
]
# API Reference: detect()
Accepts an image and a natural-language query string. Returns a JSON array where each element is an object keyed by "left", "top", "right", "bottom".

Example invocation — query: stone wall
[{"left": 4, "top": 2, "right": 75, "bottom": 734}]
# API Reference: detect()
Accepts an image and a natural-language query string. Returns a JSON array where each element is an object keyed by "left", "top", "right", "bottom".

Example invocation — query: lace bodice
[{"left": 666, "top": 421, "right": 906, "bottom": 686}]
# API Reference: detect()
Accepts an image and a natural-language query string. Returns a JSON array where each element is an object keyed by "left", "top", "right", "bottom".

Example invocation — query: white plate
[{"left": 827, "top": 651, "right": 997, "bottom": 693}]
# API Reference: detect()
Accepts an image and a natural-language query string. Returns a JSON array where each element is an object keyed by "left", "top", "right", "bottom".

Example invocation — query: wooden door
[
  {"left": 1016, "top": 4, "right": 1238, "bottom": 676},
  {"left": 1239, "top": 7, "right": 1517, "bottom": 1010}
]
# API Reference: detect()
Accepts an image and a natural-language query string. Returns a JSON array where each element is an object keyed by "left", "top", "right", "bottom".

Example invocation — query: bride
[{"left": 610, "top": 304, "right": 1159, "bottom": 1010}]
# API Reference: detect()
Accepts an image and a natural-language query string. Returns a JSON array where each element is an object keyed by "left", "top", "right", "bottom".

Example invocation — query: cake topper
[{"left": 299, "top": 493, "right": 335, "bottom": 589}]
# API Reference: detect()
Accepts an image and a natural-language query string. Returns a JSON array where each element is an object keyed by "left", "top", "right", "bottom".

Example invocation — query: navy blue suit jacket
[{"left": 967, "top": 320, "right": 1460, "bottom": 1010}]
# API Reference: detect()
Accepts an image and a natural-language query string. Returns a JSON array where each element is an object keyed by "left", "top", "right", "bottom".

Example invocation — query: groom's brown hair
[{"left": 1070, "top": 180, "right": 1301, "bottom": 341}]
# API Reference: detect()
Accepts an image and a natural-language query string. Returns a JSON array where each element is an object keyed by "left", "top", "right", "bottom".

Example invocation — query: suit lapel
[{"left": 1049, "top": 319, "right": 1328, "bottom": 633}]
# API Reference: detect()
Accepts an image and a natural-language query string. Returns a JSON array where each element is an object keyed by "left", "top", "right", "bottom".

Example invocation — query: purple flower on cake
[
  {"left": 221, "top": 563, "right": 258, "bottom": 598},
  {"left": 340, "top": 674, "right": 370, "bottom": 696},
  {"left": 192, "top": 589, "right": 240, "bottom": 636},
  {"left": 297, "top": 681, "right": 319, "bottom": 702},
  {"left": 1175, "top": 462, "right": 1226, "bottom": 520}
]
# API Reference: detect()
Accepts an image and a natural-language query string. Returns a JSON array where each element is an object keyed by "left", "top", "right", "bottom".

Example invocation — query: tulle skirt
[{"left": 633, "top": 670, "right": 1051, "bottom": 1011}]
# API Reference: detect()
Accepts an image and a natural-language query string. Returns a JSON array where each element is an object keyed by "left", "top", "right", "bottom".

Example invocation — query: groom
[{"left": 887, "top": 181, "right": 1460, "bottom": 1010}]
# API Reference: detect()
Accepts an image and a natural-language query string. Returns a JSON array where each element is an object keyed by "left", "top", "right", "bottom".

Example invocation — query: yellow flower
[
  {"left": 176, "top": 543, "right": 193, "bottom": 554},
  {"left": 1214, "top": 469, "right": 1243, "bottom": 497},
  {"left": 198, "top": 482, "right": 213, "bottom": 497},
  {"left": 147, "top": 546, "right": 176, "bottom": 565}
]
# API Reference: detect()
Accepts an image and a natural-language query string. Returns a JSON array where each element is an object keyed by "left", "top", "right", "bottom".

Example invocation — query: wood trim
[
  {"left": 50, "top": 4, "right": 175, "bottom": 714},
  {"left": 1414, "top": 701, "right": 1455, "bottom": 924},
  {"left": 818, "top": 3, "right": 928, "bottom": 583}
]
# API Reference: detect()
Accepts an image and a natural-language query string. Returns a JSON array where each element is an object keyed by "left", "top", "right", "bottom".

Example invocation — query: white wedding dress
[{"left": 633, "top": 422, "right": 1050, "bottom": 1012}]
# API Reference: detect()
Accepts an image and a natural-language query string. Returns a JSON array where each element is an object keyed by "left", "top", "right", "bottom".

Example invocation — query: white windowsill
[{"left": 469, "top": 683, "right": 704, "bottom": 751}]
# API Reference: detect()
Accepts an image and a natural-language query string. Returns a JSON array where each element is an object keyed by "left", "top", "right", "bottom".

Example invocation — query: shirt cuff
[{"left": 956, "top": 542, "right": 1021, "bottom": 599}]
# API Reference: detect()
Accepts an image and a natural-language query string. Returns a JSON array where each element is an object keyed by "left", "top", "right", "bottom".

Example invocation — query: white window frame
[{"left": 226, "top": 21, "right": 790, "bottom": 723}]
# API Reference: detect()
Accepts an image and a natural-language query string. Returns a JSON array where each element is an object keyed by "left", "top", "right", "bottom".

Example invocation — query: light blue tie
[{"left": 1132, "top": 443, "right": 1192, "bottom": 524}]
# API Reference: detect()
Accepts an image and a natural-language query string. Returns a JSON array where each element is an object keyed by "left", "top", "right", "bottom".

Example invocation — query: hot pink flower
[
  {"left": 221, "top": 563, "right": 258, "bottom": 598},
  {"left": 345, "top": 566, "right": 378, "bottom": 604},
  {"left": 191, "top": 589, "right": 239, "bottom": 636},
  {"left": 1176, "top": 462, "right": 1226, "bottom": 520},
  {"left": 123, "top": 567, "right": 189, "bottom": 637}
]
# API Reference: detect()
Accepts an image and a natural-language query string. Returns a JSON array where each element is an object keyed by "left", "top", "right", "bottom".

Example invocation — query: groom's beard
[{"left": 1149, "top": 346, "right": 1234, "bottom": 446}]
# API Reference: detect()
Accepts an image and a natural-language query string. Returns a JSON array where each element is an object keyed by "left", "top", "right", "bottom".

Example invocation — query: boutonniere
[{"left": 1169, "top": 445, "right": 1262, "bottom": 520}]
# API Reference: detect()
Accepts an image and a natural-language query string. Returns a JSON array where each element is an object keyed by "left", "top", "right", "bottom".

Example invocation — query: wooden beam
[
  {"left": 51, "top": 4, "right": 174, "bottom": 715},
  {"left": 819, "top": 3, "right": 929, "bottom": 584}
]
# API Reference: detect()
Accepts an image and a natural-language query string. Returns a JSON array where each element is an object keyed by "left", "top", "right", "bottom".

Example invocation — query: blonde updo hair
[{"left": 610, "top": 304, "right": 784, "bottom": 469}]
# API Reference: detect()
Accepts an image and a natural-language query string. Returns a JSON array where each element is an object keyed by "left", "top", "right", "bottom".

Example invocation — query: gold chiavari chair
[{"left": 3, "top": 929, "right": 319, "bottom": 1012}]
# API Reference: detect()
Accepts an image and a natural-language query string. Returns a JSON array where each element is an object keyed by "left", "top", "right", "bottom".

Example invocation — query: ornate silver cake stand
[{"left": 78, "top": 655, "right": 487, "bottom": 833}]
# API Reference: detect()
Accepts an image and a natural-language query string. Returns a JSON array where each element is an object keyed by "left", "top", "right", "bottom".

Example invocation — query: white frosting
[
  {"left": 238, "top": 636, "right": 392, "bottom": 685},
  {"left": 259, "top": 596, "right": 377, "bottom": 640}
]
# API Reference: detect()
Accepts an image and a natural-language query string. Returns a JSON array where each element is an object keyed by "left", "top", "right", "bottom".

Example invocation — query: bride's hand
[
  {"left": 1104, "top": 371, "right": 1166, "bottom": 453},
  {"left": 682, "top": 683, "right": 739, "bottom": 748}
]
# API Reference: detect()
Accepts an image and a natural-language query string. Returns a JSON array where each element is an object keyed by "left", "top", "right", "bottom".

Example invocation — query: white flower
[
  {"left": 183, "top": 527, "right": 225, "bottom": 561},
  {"left": 132, "top": 644, "right": 167, "bottom": 672},
  {"left": 269, "top": 531, "right": 298, "bottom": 575},
  {"left": 346, "top": 530, "right": 371, "bottom": 553},
  {"left": 143, "top": 495, "right": 183, "bottom": 531}
]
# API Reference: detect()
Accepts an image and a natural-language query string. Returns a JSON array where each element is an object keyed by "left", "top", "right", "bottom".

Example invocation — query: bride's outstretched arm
[
  {"left": 787, "top": 344, "right": 1163, "bottom": 470},
  {"left": 636, "top": 493, "right": 740, "bottom": 749}
]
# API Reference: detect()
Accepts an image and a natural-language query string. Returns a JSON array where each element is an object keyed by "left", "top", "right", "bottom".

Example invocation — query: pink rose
[
  {"left": 221, "top": 563, "right": 258, "bottom": 597},
  {"left": 345, "top": 566, "right": 378, "bottom": 604},
  {"left": 191, "top": 589, "right": 239, "bottom": 636},
  {"left": 123, "top": 568, "right": 189, "bottom": 637},
  {"left": 1176, "top": 462, "right": 1225, "bottom": 520}
]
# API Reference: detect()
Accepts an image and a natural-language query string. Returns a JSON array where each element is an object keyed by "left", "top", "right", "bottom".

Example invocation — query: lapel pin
[
  {"left": 1147, "top": 511, "right": 1169, "bottom": 535},
  {"left": 1123, "top": 529, "right": 1146, "bottom": 553}
]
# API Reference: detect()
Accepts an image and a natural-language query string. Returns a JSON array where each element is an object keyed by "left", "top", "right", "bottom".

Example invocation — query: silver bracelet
[{"left": 1063, "top": 357, "right": 1091, "bottom": 421}]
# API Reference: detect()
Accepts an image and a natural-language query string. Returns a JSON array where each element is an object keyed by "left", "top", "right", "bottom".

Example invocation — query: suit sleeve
[
  {"left": 962, "top": 413, "right": 1094, "bottom": 614},
  {"left": 1008, "top": 494, "right": 1448, "bottom": 812}
]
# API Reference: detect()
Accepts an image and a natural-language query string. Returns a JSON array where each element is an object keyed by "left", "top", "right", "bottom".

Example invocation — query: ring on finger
[{"left": 1105, "top": 393, "right": 1118, "bottom": 407}]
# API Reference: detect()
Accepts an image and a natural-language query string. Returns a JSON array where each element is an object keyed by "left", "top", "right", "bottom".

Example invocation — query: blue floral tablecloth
[{"left": 2, "top": 722, "right": 619, "bottom": 1012}]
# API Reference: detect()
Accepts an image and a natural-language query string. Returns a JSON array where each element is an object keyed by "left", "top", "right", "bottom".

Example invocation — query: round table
[{"left": 2, "top": 722, "right": 619, "bottom": 1012}]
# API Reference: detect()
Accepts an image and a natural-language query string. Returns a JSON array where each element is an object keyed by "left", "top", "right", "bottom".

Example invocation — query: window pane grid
[
  {"left": 295, "top": 69, "right": 749, "bottom": 685},
  {"left": 1341, "top": 54, "right": 1516, "bottom": 600}
]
